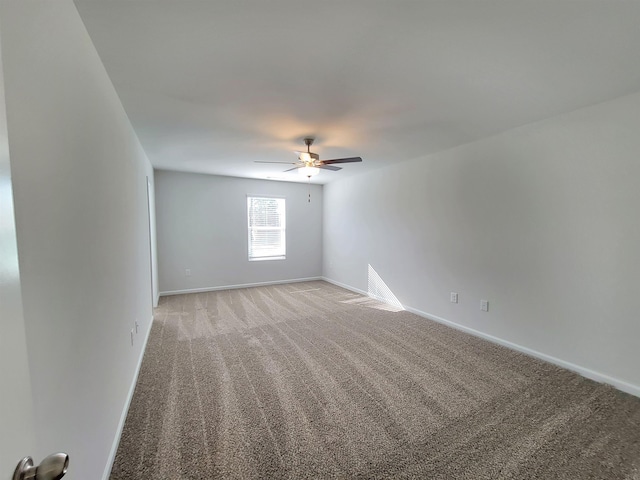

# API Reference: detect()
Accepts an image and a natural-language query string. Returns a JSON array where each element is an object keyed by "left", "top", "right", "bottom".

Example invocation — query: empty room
[{"left": 1, "top": 1, "right": 639, "bottom": 479}]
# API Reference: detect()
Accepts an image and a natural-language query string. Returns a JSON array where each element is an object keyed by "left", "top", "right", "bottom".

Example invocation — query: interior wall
[
  {"left": 147, "top": 175, "right": 159, "bottom": 306},
  {"left": 0, "top": 2, "right": 156, "bottom": 478},
  {"left": 323, "top": 91, "right": 640, "bottom": 395},
  {"left": 156, "top": 170, "right": 323, "bottom": 294}
]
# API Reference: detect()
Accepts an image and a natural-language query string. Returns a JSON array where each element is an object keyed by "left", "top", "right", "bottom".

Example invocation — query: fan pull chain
[{"left": 308, "top": 176, "right": 311, "bottom": 202}]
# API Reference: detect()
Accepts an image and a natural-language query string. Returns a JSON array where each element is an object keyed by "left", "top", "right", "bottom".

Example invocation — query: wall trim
[
  {"left": 102, "top": 314, "right": 154, "bottom": 480},
  {"left": 321, "top": 277, "right": 640, "bottom": 399},
  {"left": 322, "top": 276, "right": 369, "bottom": 296},
  {"left": 159, "top": 276, "right": 323, "bottom": 297}
]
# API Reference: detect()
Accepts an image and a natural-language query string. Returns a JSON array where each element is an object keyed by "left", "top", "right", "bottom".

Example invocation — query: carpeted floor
[{"left": 111, "top": 281, "right": 640, "bottom": 479}]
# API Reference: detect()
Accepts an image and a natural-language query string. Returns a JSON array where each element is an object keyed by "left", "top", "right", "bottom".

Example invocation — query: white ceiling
[{"left": 75, "top": 1, "right": 640, "bottom": 184}]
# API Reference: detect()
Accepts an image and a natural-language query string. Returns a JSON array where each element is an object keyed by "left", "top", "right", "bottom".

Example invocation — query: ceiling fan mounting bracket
[{"left": 304, "top": 137, "right": 314, "bottom": 148}]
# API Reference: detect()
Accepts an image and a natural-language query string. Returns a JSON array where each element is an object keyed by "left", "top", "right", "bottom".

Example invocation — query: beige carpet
[{"left": 111, "top": 281, "right": 640, "bottom": 479}]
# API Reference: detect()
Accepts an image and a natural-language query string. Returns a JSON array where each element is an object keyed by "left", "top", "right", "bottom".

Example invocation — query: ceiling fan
[{"left": 255, "top": 138, "right": 362, "bottom": 177}]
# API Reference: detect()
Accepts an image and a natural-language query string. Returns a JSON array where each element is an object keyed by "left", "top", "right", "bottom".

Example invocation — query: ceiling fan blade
[
  {"left": 255, "top": 161, "right": 299, "bottom": 164},
  {"left": 318, "top": 165, "right": 341, "bottom": 171},
  {"left": 284, "top": 166, "right": 303, "bottom": 172},
  {"left": 319, "top": 157, "right": 362, "bottom": 165}
]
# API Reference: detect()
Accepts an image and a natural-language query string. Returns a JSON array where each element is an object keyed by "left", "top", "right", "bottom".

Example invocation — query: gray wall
[
  {"left": 323, "top": 91, "right": 640, "bottom": 396},
  {"left": 156, "top": 171, "right": 323, "bottom": 294},
  {"left": 0, "top": 2, "right": 156, "bottom": 477},
  {"left": 147, "top": 175, "right": 159, "bottom": 306}
]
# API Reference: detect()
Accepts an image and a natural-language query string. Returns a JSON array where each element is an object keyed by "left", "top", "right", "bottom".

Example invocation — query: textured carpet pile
[{"left": 111, "top": 281, "right": 640, "bottom": 479}]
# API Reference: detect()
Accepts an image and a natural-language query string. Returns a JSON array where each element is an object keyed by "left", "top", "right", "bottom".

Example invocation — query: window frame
[{"left": 246, "top": 195, "right": 286, "bottom": 261}]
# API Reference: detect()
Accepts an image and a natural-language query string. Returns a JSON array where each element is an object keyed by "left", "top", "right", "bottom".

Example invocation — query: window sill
[{"left": 248, "top": 256, "right": 286, "bottom": 262}]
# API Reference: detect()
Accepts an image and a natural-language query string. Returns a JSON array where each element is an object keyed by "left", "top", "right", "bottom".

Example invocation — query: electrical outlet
[
  {"left": 185, "top": 269, "right": 191, "bottom": 277},
  {"left": 480, "top": 300, "right": 489, "bottom": 312},
  {"left": 450, "top": 292, "right": 458, "bottom": 303},
  {"left": 130, "top": 329, "right": 134, "bottom": 346}
]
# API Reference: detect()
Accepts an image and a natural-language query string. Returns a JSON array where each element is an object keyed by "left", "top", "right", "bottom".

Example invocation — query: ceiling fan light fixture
[
  {"left": 299, "top": 152, "right": 312, "bottom": 162},
  {"left": 298, "top": 166, "right": 319, "bottom": 177}
]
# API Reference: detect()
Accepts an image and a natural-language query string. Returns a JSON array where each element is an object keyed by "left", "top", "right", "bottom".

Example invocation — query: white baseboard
[
  {"left": 321, "top": 277, "right": 640, "bottom": 399},
  {"left": 322, "top": 276, "right": 369, "bottom": 296},
  {"left": 102, "top": 314, "right": 154, "bottom": 480},
  {"left": 159, "top": 276, "right": 323, "bottom": 297},
  {"left": 323, "top": 277, "right": 403, "bottom": 309}
]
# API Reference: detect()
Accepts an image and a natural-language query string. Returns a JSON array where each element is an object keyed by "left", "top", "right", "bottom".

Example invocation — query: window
[{"left": 247, "top": 196, "right": 286, "bottom": 261}]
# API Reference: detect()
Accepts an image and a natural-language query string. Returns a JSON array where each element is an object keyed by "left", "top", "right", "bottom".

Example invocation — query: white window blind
[{"left": 247, "top": 196, "right": 286, "bottom": 260}]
